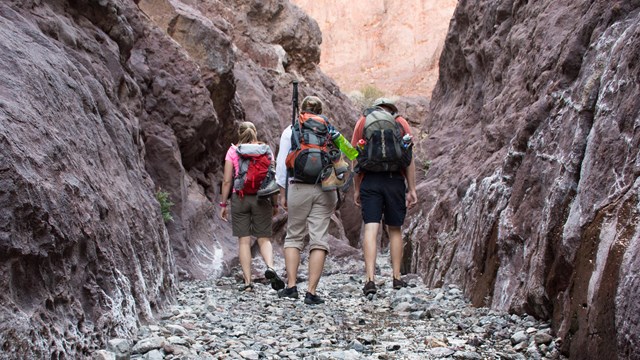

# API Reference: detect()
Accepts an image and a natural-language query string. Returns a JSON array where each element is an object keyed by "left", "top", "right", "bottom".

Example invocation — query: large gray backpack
[
  {"left": 233, "top": 143, "right": 273, "bottom": 196},
  {"left": 357, "top": 107, "right": 412, "bottom": 173}
]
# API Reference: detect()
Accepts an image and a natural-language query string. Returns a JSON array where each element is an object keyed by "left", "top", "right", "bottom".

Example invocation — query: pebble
[{"left": 93, "top": 254, "right": 567, "bottom": 359}]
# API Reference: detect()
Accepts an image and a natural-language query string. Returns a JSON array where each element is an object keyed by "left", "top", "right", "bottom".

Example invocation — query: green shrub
[
  {"left": 360, "top": 85, "right": 385, "bottom": 105},
  {"left": 348, "top": 85, "right": 386, "bottom": 112},
  {"left": 421, "top": 159, "right": 431, "bottom": 175},
  {"left": 156, "top": 190, "right": 174, "bottom": 222}
]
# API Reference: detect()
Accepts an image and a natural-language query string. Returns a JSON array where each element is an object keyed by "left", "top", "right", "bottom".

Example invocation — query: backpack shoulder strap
[
  {"left": 290, "top": 122, "right": 301, "bottom": 150},
  {"left": 394, "top": 116, "right": 410, "bottom": 136}
]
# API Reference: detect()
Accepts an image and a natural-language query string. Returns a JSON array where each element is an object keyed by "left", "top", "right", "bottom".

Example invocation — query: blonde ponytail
[{"left": 237, "top": 121, "right": 257, "bottom": 144}]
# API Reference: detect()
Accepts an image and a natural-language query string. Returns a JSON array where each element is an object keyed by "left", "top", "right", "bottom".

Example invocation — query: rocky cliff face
[
  {"left": 291, "top": 0, "right": 457, "bottom": 97},
  {"left": 0, "top": 0, "right": 356, "bottom": 357},
  {"left": 3, "top": 0, "right": 639, "bottom": 358},
  {"left": 413, "top": 0, "right": 640, "bottom": 358}
]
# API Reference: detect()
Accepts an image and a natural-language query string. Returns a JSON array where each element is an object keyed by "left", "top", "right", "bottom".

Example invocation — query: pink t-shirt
[{"left": 225, "top": 145, "right": 239, "bottom": 176}]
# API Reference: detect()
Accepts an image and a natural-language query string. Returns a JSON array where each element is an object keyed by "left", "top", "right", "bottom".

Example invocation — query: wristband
[{"left": 219, "top": 202, "right": 227, "bottom": 208}]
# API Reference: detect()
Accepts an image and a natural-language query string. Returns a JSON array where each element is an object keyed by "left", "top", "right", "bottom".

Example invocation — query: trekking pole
[
  {"left": 291, "top": 80, "right": 300, "bottom": 148},
  {"left": 285, "top": 79, "right": 300, "bottom": 204}
]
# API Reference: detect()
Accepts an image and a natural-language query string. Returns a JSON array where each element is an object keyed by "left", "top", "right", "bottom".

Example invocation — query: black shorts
[{"left": 360, "top": 172, "right": 407, "bottom": 226}]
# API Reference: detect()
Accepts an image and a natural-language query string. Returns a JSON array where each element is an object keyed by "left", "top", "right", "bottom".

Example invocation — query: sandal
[{"left": 238, "top": 283, "right": 254, "bottom": 292}]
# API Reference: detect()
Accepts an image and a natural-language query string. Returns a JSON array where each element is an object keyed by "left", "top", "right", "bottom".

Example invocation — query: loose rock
[{"left": 95, "top": 254, "right": 566, "bottom": 359}]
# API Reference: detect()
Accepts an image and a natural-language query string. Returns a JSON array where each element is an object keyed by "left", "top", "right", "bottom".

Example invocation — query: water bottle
[
  {"left": 402, "top": 134, "right": 412, "bottom": 148},
  {"left": 331, "top": 132, "right": 358, "bottom": 160}
]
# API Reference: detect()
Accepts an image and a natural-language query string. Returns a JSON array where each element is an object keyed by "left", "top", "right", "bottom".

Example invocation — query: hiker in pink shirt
[{"left": 219, "top": 121, "right": 284, "bottom": 292}]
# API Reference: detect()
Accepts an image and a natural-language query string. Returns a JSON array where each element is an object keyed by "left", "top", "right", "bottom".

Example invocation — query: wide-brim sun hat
[{"left": 372, "top": 97, "right": 398, "bottom": 114}]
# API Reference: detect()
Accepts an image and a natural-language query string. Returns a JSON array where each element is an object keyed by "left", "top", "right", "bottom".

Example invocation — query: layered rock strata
[
  {"left": 0, "top": 0, "right": 357, "bottom": 357},
  {"left": 414, "top": 1, "right": 640, "bottom": 358}
]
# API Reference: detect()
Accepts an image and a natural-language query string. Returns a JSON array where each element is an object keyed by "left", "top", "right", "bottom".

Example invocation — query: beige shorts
[
  {"left": 231, "top": 193, "right": 273, "bottom": 238},
  {"left": 285, "top": 183, "right": 337, "bottom": 252}
]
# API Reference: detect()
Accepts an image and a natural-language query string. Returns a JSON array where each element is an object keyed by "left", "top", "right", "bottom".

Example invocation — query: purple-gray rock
[
  {"left": 0, "top": 0, "right": 356, "bottom": 358},
  {"left": 412, "top": 1, "right": 640, "bottom": 358}
]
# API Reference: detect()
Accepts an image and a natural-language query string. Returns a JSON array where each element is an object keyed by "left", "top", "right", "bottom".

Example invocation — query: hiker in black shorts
[{"left": 351, "top": 98, "right": 418, "bottom": 295}]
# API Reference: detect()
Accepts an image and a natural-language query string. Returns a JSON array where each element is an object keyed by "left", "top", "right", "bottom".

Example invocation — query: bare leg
[
  {"left": 306, "top": 249, "right": 326, "bottom": 295},
  {"left": 238, "top": 236, "right": 252, "bottom": 284},
  {"left": 363, "top": 222, "right": 381, "bottom": 281},
  {"left": 284, "top": 247, "right": 300, "bottom": 288},
  {"left": 388, "top": 225, "right": 403, "bottom": 279},
  {"left": 256, "top": 237, "right": 274, "bottom": 269}
]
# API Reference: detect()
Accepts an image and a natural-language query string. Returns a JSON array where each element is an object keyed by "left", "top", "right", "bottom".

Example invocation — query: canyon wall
[
  {"left": 0, "top": 0, "right": 356, "bottom": 357},
  {"left": 291, "top": 0, "right": 457, "bottom": 97},
  {"left": 2, "top": 0, "right": 639, "bottom": 358},
  {"left": 412, "top": 0, "right": 640, "bottom": 358}
]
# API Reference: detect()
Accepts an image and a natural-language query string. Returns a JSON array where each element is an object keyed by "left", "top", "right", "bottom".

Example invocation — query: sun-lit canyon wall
[{"left": 291, "top": 0, "right": 457, "bottom": 97}]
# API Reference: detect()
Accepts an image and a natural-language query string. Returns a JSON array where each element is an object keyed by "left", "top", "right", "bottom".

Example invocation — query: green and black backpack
[{"left": 356, "top": 107, "right": 412, "bottom": 173}]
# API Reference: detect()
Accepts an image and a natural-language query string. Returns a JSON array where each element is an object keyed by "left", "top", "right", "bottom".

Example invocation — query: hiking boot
[
  {"left": 238, "top": 283, "right": 254, "bottom": 292},
  {"left": 264, "top": 268, "right": 285, "bottom": 291},
  {"left": 363, "top": 280, "right": 377, "bottom": 295},
  {"left": 277, "top": 286, "right": 299, "bottom": 299},
  {"left": 321, "top": 167, "right": 344, "bottom": 191},
  {"left": 257, "top": 170, "right": 279, "bottom": 198},
  {"left": 336, "top": 170, "right": 353, "bottom": 192},
  {"left": 393, "top": 278, "right": 412, "bottom": 290},
  {"left": 331, "top": 151, "right": 349, "bottom": 176},
  {"left": 304, "top": 292, "right": 325, "bottom": 305}
]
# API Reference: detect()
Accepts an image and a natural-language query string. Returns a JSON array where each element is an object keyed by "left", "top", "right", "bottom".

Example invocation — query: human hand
[
  {"left": 279, "top": 192, "right": 288, "bottom": 211},
  {"left": 220, "top": 206, "right": 228, "bottom": 221},
  {"left": 354, "top": 191, "right": 361, "bottom": 207},
  {"left": 406, "top": 190, "right": 418, "bottom": 208},
  {"left": 272, "top": 206, "right": 279, "bottom": 217}
]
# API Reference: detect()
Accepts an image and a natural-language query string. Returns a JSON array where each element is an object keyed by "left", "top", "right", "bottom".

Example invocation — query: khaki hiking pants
[{"left": 285, "top": 183, "right": 337, "bottom": 252}]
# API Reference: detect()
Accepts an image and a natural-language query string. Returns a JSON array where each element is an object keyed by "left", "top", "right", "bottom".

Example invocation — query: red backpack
[{"left": 233, "top": 143, "right": 272, "bottom": 196}]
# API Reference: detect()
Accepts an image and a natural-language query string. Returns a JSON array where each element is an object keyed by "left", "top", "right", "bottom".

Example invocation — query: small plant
[
  {"left": 155, "top": 189, "right": 174, "bottom": 222},
  {"left": 360, "top": 85, "right": 385, "bottom": 106},
  {"left": 420, "top": 159, "right": 431, "bottom": 175},
  {"left": 348, "top": 85, "right": 387, "bottom": 112}
]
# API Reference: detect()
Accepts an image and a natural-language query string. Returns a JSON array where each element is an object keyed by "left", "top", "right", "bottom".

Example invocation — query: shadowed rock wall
[
  {"left": 0, "top": 0, "right": 357, "bottom": 357},
  {"left": 413, "top": 0, "right": 640, "bottom": 358},
  {"left": 0, "top": 2, "right": 178, "bottom": 357}
]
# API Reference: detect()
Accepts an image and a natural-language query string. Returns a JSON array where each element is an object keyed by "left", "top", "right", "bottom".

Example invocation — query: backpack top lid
[
  {"left": 363, "top": 106, "right": 399, "bottom": 138},
  {"left": 236, "top": 143, "right": 270, "bottom": 156},
  {"left": 294, "top": 112, "right": 330, "bottom": 148}
]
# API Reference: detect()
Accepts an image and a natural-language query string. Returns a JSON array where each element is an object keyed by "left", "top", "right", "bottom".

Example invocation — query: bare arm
[
  {"left": 351, "top": 117, "right": 365, "bottom": 206},
  {"left": 405, "top": 156, "right": 417, "bottom": 207},
  {"left": 279, "top": 186, "right": 287, "bottom": 211},
  {"left": 276, "top": 127, "right": 292, "bottom": 210},
  {"left": 219, "top": 160, "right": 234, "bottom": 221},
  {"left": 353, "top": 165, "right": 362, "bottom": 207}
]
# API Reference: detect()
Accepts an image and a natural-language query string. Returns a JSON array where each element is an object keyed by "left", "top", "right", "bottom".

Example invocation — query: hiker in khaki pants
[{"left": 275, "top": 96, "right": 338, "bottom": 305}]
